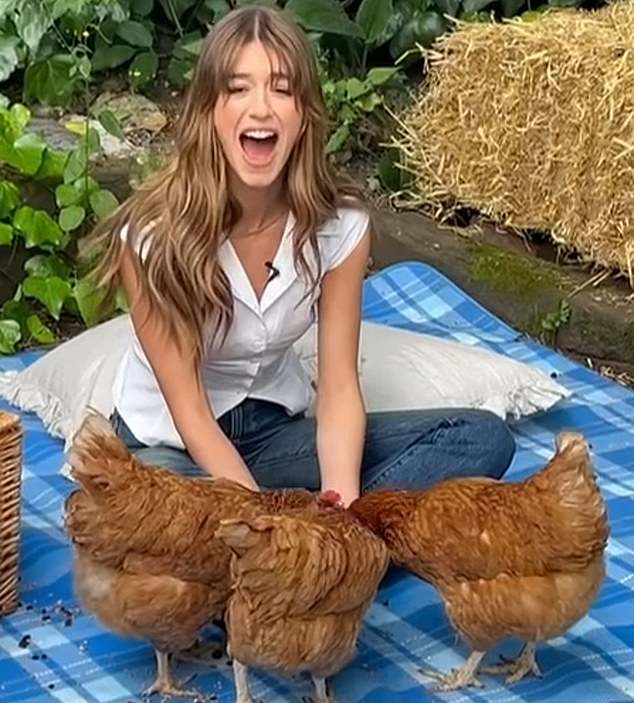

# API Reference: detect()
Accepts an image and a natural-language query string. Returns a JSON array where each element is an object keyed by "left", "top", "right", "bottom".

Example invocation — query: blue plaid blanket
[{"left": 1, "top": 261, "right": 633, "bottom": 703}]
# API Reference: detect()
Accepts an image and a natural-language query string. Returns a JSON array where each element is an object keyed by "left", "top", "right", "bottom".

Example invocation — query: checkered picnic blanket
[{"left": 1, "top": 261, "right": 633, "bottom": 703}]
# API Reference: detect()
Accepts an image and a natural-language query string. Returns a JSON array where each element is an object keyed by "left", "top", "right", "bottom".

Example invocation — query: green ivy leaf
[
  {"left": 346, "top": 77, "right": 369, "bottom": 101},
  {"left": 1, "top": 299, "right": 29, "bottom": 337},
  {"left": 176, "top": 36, "right": 203, "bottom": 58},
  {"left": 167, "top": 57, "right": 192, "bottom": 88},
  {"left": 25, "top": 254, "right": 70, "bottom": 279},
  {"left": 52, "top": 0, "right": 91, "bottom": 20},
  {"left": 89, "top": 189, "right": 119, "bottom": 219},
  {"left": 356, "top": 0, "right": 394, "bottom": 44},
  {"left": 87, "top": 127, "right": 101, "bottom": 154},
  {"left": 26, "top": 313, "right": 56, "bottom": 343},
  {"left": 16, "top": 0, "right": 52, "bottom": 55},
  {"left": 35, "top": 148, "right": 69, "bottom": 180},
  {"left": 9, "top": 104, "right": 30, "bottom": 134},
  {"left": 13, "top": 206, "right": 64, "bottom": 249},
  {"left": 116, "top": 20, "right": 153, "bottom": 47},
  {"left": 0, "top": 318, "right": 21, "bottom": 353},
  {"left": 131, "top": 0, "right": 154, "bottom": 16},
  {"left": 55, "top": 182, "right": 82, "bottom": 208},
  {"left": 75, "top": 55, "right": 92, "bottom": 81},
  {"left": 0, "top": 105, "right": 30, "bottom": 160},
  {"left": 92, "top": 45, "right": 136, "bottom": 72},
  {"left": 22, "top": 275, "right": 72, "bottom": 320},
  {"left": 0, "top": 181, "right": 21, "bottom": 218},
  {"left": 98, "top": 109, "right": 125, "bottom": 140},
  {"left": 286, "top": 0, "right": 361, "bottom": 37},
  {"left": 358, "top": 92, "right": 382, "bottom": 112},
  {"left": 10, "top": 132, "right": 46, "bottom": 175},
  {"left": 0, "top": 221, "right": 13, "bottom": 244},
  {"left": 0, "top": 35, "right": 19, "bottom": 82},
  {"left": 24, "top": 55, "right": 79, "bottom": 107},
  {"left": 129, "top": 50, "right": 158, "bottom": 88},
  {"left": 203, "top": 0, "right": 230, "bottom": 19},
  {"left": 378, "top": 147, "right": 410, "bottom": 192},
  {"left": 366, "top": 67, "right": 398, "bottom": 86},
  {"left": 73, "top": 277, "right": 109, "bottom": 327},
  {"left": 59, "top": 205, "right": 86, "bottom": 231},
  {"left": 0, "top": 2, "right": 18, "bottom": 22},
  {"left": 64, "top": 148, "right": 88, "bottom": 184},
  {"left": 326, "top": 122, "right": 351, "bottom": 154}
]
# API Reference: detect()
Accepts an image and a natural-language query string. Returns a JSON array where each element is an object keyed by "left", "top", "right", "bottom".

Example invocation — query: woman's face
[{"left": 213, "top": 41, "right": 303, "bottom": 193}]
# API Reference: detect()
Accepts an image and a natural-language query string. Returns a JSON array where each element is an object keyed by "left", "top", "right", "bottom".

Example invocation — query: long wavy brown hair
[{"left": 84, "top": 5, "right": 364, "bottom": 364}]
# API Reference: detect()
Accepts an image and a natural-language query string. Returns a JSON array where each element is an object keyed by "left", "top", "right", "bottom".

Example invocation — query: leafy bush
[
  {"left": 0, "top": 0, "right": 600, "bottom": 111},
  {"left": 0, "top": 101, "right": 123, "bottom": 352}
]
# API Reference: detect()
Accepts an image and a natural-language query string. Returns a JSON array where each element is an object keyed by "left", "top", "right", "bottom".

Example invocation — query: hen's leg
[
  {"left": 421, "top": 651, "right": 485, "bottom": 691},
  {"left": 479, "top": 642, "right": 542, "bottom": 684},
  {"left": 312, "top": 676, "right": 335, "bottom": 702},
  {"left": 143, "top": 649, "right": 200, "bottom": 698},
  {"left": 233, "top": 660, "right": 253, "bottom": 703}
]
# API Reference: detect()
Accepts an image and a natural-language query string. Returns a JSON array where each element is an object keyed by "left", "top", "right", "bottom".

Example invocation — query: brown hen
[
  {"left": 215, "top": 505, "right": 389, "bottom": 703},
  {"left": 349, "top": 431, "right": 609, "bottom": 691},
  {"left": 64, "top": 412, "right": 316, "bottom": 697}
]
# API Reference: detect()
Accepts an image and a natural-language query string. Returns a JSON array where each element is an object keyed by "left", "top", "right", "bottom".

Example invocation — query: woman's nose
[{"left": 249, "top": 86, "right": 272, "bottom": 118}]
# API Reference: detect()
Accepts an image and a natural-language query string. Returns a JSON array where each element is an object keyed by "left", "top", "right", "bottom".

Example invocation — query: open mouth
[{"left": 239, "top": 129, "right": 279, "bottom": 166}]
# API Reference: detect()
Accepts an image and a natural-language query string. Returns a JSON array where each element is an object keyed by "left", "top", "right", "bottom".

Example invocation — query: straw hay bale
[{"left": 397, "top": 3, "right": 634, "bottom": 282}]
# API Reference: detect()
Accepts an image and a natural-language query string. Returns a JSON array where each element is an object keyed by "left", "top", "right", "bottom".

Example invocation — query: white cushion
[
  {"left": 295, "top": 321, "right": 571, "bottom": 418},
  {"left": 0, "top": 315, "right": 570, "bottom": 479}
]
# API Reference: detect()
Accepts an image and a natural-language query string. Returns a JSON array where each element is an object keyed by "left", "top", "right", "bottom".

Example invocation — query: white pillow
[
  {"left": 0, "top": 316, "right": 570, "bottom": 477},
  {"left": 295, "top": 322, "right": 571, "bottom": 418}
]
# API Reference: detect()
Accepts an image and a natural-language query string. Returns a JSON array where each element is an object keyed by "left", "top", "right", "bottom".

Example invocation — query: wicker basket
[{"left": 0, "top": 411, "right": 23, "bottom": 617}]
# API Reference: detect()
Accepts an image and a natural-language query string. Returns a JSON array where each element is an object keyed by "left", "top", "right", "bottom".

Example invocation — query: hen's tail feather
[
  {"left": 68, "top": 410, "right": 135, "bottom": 500},
  {"left": 546, "top": 431, "right": 610, "bottom": 554}
]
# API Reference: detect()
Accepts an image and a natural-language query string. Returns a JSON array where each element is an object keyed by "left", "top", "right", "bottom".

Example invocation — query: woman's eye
[
  {"left": 227, "top": 85, "right": 247, "bottom": 94},
  {"left": 273, "top": 81, "right": 291, "bottom": 95}
]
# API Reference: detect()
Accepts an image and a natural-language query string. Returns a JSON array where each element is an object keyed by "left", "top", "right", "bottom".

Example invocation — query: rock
[
  {"left": 25, "top": 117, "right": 79, "bottom": 152},
  {"left": 62, "top": 114, "right": 135, "bottom": 160},
  {"left": 90, "top": 91, "right": 168, "bottom": 135}
]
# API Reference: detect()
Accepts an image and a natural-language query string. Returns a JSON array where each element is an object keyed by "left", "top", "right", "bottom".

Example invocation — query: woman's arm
[
  {"left": 120, "top": 248, "right": 259, "bottom": 490},
  {"left": 315, "top": 227, "right": 370, "bottom": 506}
]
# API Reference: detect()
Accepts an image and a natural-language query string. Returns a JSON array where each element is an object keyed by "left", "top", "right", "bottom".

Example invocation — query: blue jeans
[{"left": 111, "top": 399, "right": 515, "bottom": 492}]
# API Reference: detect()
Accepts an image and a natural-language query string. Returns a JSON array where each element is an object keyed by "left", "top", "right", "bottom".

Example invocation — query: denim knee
[{"left": 464, "top": 409, "right": 516, "bottom": 479}]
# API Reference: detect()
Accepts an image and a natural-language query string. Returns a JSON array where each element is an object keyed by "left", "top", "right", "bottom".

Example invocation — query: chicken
[
  {"left": 64, "top": 412, "right": 316, "bottom": 698},
  {"left": 215, "top": 504, "right": 390, "bottom": 703},
  {"left": 349, "top": 431, "right": 609, "bottom": 691}
]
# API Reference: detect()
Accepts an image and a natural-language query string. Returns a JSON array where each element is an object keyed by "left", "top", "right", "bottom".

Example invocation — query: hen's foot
[
  {"left": 421, "top": 651, "right": 485, "bottom": 692},
  {"left": 142, "top": 673, "right": 199, "bottom": 699},
  {"left": 479, "top": 642, "right": 542, "bottom": 684},
  {"left": 144, "top": 650, "right": 202, "bottom": 699}
]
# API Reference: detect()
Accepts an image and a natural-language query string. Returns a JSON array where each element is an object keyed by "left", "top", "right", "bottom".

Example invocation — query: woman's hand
[{"left": 314, "top": 224, "right": 370, "bottom": 507}]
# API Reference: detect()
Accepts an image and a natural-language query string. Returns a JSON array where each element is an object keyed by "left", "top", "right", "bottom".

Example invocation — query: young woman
[{"left": 88, "top": 5, "right": 515, "bottom": 509}]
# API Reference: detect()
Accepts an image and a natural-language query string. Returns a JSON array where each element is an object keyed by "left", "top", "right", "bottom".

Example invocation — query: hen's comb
[{"left": 318, "top": 490, "right": 343, "bottom": 506}]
